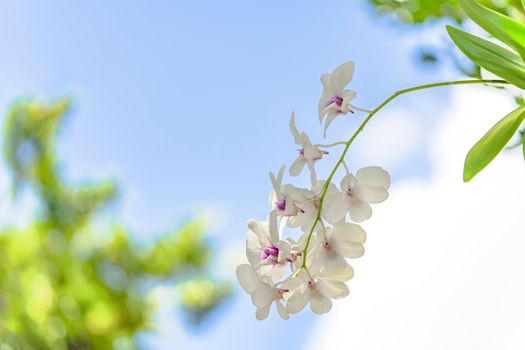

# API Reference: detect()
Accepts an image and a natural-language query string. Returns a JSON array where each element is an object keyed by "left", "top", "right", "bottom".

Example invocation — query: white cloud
[
  {"left": 306, "top": 86, "right": 525, "bottom": 349},
  {"left": 352, "top": 108, "right": 424, "bottom": 171}
]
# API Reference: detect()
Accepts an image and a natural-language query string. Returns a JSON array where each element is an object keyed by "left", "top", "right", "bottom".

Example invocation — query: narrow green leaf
[
  {"left": 460, "top": 0, "right": 525, "bottom": 61},
  {"left": 522, "top": 0, "right": 525, "bottom": 12},
  {"left": 506, "top": 129, "right": 525, "bottom": 149},
  {"left": 522, "top": 138, "right": 525, "bottom": 161},
  {"left": 464, "top": 105, "right": 525, "bottom": 182},
  {"left": 447, "top": 26, "right": 525, "bottom": 89}
]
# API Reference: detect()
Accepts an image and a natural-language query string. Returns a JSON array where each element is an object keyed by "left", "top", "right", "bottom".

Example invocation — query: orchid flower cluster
[{"left": 236, "top": 61, "right": 391, "bottom": 320}]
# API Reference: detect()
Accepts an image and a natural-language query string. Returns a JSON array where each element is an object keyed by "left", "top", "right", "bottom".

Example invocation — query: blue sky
[{"left": 0, "top": 1, "right": 464, "bottom": 349}]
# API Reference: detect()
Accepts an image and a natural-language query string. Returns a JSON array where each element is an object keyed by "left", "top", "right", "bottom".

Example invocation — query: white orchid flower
[
  {"left": 236, "top": 264, "right": 289, "bottom": 320},
  {"left": 283, "top": 261, "right": 349, "bottom": 315},
  {"left": 284, "top": 234, "right": 307, "bottom": 267},
  {"left": 239, "top": 59, "right": 393, "bottom": 320},
  {"left": 286, "top": 199, "right": 317, "bottom": 232},
  {"left": 282, "top": 183, "right": 321, "bottom": 232},
  {"left": 318, "top": 61, "right": 357, "bottom": 137},
  {"left": 289, "top": 112, "right": 328, "bottom": 186},
  {"left": 246, "top": 211, "right": 292, "bottom": 280},
  {"left": 269, "top": 166, "right": 303, "bottom": 218},
  {"left": 323, "top": 166, "right": 390, "bottom": 223},
  {"left": 283, "top": 180, "right": 342, "bottom": 232},
  {"left": 312, "top": 222, "right": 366, "bottom": 280}
]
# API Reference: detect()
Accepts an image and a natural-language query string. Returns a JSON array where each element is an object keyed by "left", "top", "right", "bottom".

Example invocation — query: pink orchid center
[
  {"left": 326, "top": 96, "right": 354, "bottom": 115},
  {"left": 275, "top": 198, "right": 286, "bottom": 212},
  {"left": 327, "top": 96, "right": 343, "bottom": 107},
  {"left": 307, "top": 280, "right": 316, "bottom": 290},
  {"left": 275, "top": 288, "right": 289, "bottom": 300},
  {"left": 261, "top": 244, "right": 279, "bottom": 260},
  {"left": 299, "top": 148, "right": 329, "bottom": 160}
]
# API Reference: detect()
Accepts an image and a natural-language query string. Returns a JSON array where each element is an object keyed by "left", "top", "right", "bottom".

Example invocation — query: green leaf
[
  {"left": 459, "top": 0, "right": 525, "bottom": 61},
  {"left": 447, "top": 26, "right": 525, "bottom": 89},
  {"left": 506, "top": 129, "right": 525, "bottom": 149},
  {"left": 464, "top": 105, "right": 525, "bottom": 182}
]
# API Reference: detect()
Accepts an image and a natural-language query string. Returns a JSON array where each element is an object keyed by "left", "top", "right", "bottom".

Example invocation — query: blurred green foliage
[
  {"left": 366, "top": 0, "right": 524, "bottom": 23},
  {"left": 0, "top": 99, "right": 230, "bottom": 349},
  {"left": 365, "top": 0, "right": 524, "bottom": 75}
]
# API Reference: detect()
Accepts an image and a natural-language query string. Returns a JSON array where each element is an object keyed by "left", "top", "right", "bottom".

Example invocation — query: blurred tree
[
  {"left": 366, "top": 0, "right": 524, "bottom": 24},
  {"left": 0, "top": 99, "right": 230, "bottom": 350}
]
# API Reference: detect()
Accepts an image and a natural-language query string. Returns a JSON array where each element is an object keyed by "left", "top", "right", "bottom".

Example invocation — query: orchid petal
[
  {"left": 340, "top": 173, "right": 357, "bottom": 191},
  {"left": 265, "top": 262, "right": 287, "bottom": 280},
  {"left": 286, "top": 289, "right": 309, "bottom": 314},
  {"left": 310, "top": 294, "right": 332, "bottom": 314},
  {"left": 252, "top": 285, "right": 275, "bottom": 308},
  {"left": 332, "top": 223, "right": 367, "bottom": 244},
  {"left": 247, "top": 219, "right": 271, "bottom": 246},
  {"left": 236, "top": 264, "right": 261, "bottom": 294},
  {"left": 322, "top": 190, "right": 347, "bottom": 224},
  {"left": 335, "top": 240, "right": 364, "bottom": 259},
  {"left": 322, "top": 258, "right": 354, "bottom": 282},
  {"left": 290, "top": 112, "right": 303, "bottom": 145},
  {"left": 269, "top": 165, "right": 286, "bottom": 199},
  {"left": 268, "top": 210, "right": 279, "bottom": 243},
  {"left": 276, "top": 300, "right": 289, "bottom": 320},
  {"left": 282, "top": 184, "right": 315, "bottom": 202},
  {"left": 277, "top": 240, "right": 291, "bottom": 262},
  {"left": 316, "top": 279, "right": 349, "bottom": 299},
  {"left": 323, "top": 113, "right": 338, "bottom": 138},
  {"left": 318, "top": 73, "right": 333, "bottom": 121},
  {"left": 347, "top": 199, "right": 372, "bottom": 222},
  {"left": 307, "top": 161, "right": 317, "bottom": 187},
  {"left": 354, "top": 184, "right": 389, "bottom": 203},
  {"left": 331, "top": 61, "right": 355, "bottom": 94},
  {"left": 289, "top": 157, "right": 307, "bottom": 177},
  {"left": 281, "top": 275, "right": 305, "bottom": 292},
  {"left": 342, "top": 89, "right": 357, "bottom": 102},
  {"left": 246, "top": 231, "right": 264, "bottom": 267},
  {"left": 255, "top": 304, "right": 271, "bottom": 320},
  {"left": 322, "top": 255, "right": 352, "bottom": 280},
  {"left": 356, "top": 166, "right": 391, "bottom": 189}
]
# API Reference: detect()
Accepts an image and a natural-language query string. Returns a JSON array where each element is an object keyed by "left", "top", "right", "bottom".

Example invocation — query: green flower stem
[{"left": 299, "top": 78, "right": 508, "bottom": 270}]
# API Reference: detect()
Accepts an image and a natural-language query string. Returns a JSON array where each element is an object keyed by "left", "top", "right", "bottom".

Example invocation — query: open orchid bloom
[
  {"left": 289, "top": 112, "right": 328, "bottom": 186},
  {"left": 246, "top": 211, "right": 292, "bottom": 280},
  {"left": 283, "top": 261, "right": 349, "bottom": 315},
  {"left": 283, "top": 184, "right": 319, "bottom": 232},
  {"left": 323, "top": 166, "right": 390, "bottom": 223},
  {"left": 236, "top": 264, "right": 289, "bottom": 320},
  {"left": 312, "top": 222, "right": 366, "bottom": 280},
  {"left": 238, "top": 60, "right": 391, "bottom": 320},
  {"left": 269, "top": 166, "right": 303, "bottom": 217},
  {"left": 318, "top": 61, "right": 357, "bottom": 137}
]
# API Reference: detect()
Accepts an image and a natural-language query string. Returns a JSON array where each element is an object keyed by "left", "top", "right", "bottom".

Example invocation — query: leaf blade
[
  {"left": 459, "top": 0, "right": 525, "bottom": 61},
  {"left": 447, "top": 26, "right": 525, "bottom": 89},
  {"left": 464, "top": 105, "right": 525, "bottom": 182}
]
